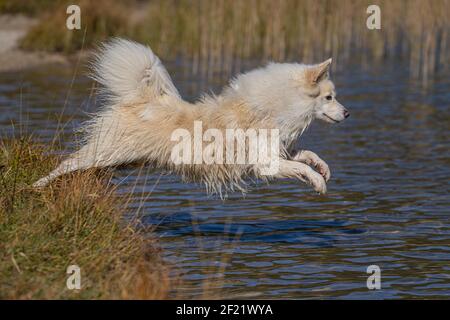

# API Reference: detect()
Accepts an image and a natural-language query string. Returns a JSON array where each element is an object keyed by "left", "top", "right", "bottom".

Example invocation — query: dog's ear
[{"left": 307, "top": 58, "right": 332, "bottom": 84}]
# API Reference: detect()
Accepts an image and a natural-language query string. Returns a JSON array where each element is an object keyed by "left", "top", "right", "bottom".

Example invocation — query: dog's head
[
  {"left": 303, "top": 59, "right": 349, "bottom": 124},
  {"left": 228, "top": 59, "right": 349, "bottom": 134}
]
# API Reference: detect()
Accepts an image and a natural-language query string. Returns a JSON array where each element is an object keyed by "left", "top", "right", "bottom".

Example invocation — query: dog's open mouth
[{"left": 323, "top": 113, "right": 340, "bottom": 123}]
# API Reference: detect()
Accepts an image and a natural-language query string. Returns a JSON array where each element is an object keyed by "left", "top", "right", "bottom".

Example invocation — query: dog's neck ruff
[{"left": 280, "top": 112, "right": 314, "bottom": 148}]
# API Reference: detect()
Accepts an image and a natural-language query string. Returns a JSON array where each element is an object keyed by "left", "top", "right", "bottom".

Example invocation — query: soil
[{"left": 0, "top": 14, "right": 69, "bottom": 72}]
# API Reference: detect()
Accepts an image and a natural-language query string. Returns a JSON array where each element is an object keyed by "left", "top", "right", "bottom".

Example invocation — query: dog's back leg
[
  {"left": 32, "top": 155, "right": 95, "bottom": 187},
  {"left": 33, "top": 139, "right": 142, "bottom": 187}
]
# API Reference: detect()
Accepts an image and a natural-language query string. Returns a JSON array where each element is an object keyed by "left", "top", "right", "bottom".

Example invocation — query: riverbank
[
  {"left": 0, "top": 14, "right": 69, "bottom": 72},
  {"left": 0, "top": 137, "right": 170, "bottom": 299}
]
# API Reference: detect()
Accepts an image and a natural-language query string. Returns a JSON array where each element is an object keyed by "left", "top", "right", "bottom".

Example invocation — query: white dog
[{"left": 34, "top": 38, "right": 349, "bottom": 195}]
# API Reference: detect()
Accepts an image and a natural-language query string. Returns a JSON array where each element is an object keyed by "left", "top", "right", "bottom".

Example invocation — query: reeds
[
  {"left": 11, "top": 0, "right": 450, "bottom": 80},
  {"left": 141, "top": 0, "right": 449, "bottom": 79}
]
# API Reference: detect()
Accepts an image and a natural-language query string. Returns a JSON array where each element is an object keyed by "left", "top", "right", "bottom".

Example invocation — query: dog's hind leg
[
  {"left": 291, "top": 150, "right": 331, "bottom": 182},
  {"left": 33, "top": 161, "right": 77, "bottom": 187},
  {"left": 32, "top": 154, "right": 96, "bottom": 187},
  {"left": 33, "top": 141, "right": 117, "bottom": 187},
  {"left": 33, "top": 135, "right": 147, "bottom": 187}
]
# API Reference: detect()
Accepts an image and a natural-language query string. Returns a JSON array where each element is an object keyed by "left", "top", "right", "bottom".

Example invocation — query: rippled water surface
[{"left": 1, "top": 61, "right": 449, "bottom": 299}]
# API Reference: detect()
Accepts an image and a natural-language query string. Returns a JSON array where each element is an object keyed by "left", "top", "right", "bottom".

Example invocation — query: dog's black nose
[{"left": 344, "top": 110, "right": 350, "bottom": 118}]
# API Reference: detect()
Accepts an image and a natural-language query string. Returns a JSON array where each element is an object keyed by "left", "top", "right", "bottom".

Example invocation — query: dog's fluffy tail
[
  {"left": 90, "top": 38, "right": 180, "bottom": 104},
  {"left": 33, "top": 39, "right": 180, "bottom": 188}
]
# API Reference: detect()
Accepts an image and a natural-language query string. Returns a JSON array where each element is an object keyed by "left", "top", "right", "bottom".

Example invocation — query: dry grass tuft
[{"left": 0, "top": 137, "right": 171, "bottom": 299}]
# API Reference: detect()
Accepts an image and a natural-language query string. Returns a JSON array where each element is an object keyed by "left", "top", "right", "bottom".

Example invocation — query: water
[{"left": 1, "top": 61, "right": 449, "bottom": 299}]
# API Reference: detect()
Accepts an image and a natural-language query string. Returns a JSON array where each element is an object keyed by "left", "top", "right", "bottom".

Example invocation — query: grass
[
  {"left": 7, "top": 0, "right": 449, "bottom": 80},
  {"left": 19, "top": 0, "right": 134, "bottom": 53},
  {"left": 0, "top": 136, "right": 171, "bottom": 299},
  {"left": 0, "top": 0, "right": 64, "bottom": 15}
]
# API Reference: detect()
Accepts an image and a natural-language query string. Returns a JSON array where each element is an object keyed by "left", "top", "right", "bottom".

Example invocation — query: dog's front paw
[
  {"left": 314, "top": 158, "right": 330, "bottom": 182},
  {"left": 308, "top": 170, "right": 327, "bottom": 194},
  {"left": 292, "top": 150, "right": 331, "bottom": 182},
  {"left": 296, "top": 165, "right": 327, "bottom": 194}
]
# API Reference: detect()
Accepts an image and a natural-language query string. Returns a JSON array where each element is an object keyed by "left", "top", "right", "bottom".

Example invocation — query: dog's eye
[{"left": 325, "top": 95, "right": 333, "bottom": 101}]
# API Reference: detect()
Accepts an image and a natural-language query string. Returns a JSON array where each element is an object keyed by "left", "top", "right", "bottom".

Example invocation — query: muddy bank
[{"left": 0, "top": 14, "right": 69, "bottom": 72}]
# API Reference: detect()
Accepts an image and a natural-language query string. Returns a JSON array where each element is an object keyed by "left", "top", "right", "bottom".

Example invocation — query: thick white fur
[
  {"left": 91, "top": 38, "right": 181, "bottom": 103},
  {"left": 34, "top": 39, "right": 349, "bottom": 195}
]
